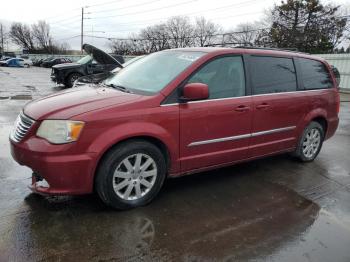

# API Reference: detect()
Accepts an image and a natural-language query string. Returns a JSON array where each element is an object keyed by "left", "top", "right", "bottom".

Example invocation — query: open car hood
[{"left": 83, "top": 43, "right": 123, "bottom": 68}]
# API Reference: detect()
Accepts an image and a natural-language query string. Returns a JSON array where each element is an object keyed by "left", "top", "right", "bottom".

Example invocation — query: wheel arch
[
  {"left": 92, "top": 135, "right": 172, "bottom": 191},
  {"left": 311, "top": 116, "right": 328, "bottom": 135}
]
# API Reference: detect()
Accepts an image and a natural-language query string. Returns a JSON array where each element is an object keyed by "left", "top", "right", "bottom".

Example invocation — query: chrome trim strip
[
  {"left": 188, "top": 126, "right": 296, "bottom": 147},
  {"left": 161, "top": 89, "right": 330, "bottom": 106},
  {"left": 189, "top": 133, "right": 251, "bottom": 146},
  {"left": 251, "top": 126, "right": 296, "bottom": 137}
]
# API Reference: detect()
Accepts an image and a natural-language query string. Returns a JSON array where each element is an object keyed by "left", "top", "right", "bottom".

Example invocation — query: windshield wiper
[{"left": 105, "top": 83, "right": 132, "bottom": 93}]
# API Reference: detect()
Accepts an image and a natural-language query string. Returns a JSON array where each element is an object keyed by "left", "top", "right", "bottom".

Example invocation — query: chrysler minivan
[{"left": 10, "top": 47, "right": 340, "bottom": 209}]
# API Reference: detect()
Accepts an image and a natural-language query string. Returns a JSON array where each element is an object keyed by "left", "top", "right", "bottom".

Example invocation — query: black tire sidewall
[
  {"left": 66, "top": 73, "right": 81, "bottom": 87},
  {"left": 96, "top": 140, "right": 167, "bottom": 210},
  {"left": 297, "top": 122, "right": 324, "bottom": 162}
]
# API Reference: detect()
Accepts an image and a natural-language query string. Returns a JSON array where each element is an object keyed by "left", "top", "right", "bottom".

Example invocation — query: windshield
[
  {"left": 77, "top": 55, "right": 93, "bottom": 64},
  {"left": 104, "top": 51, "right": 204, "bottom": 93},
  {"left": 111, "top": 56, "right": 145, "bottom": 74}
]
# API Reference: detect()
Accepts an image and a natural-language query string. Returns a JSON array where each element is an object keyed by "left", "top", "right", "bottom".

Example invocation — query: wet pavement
[{"left": 1, "top": 67, "right": 350, "bottom": 261}]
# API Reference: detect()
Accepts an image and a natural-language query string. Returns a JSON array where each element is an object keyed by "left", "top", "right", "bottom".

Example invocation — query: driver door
[{"left": 179, "top": 55, "right": 252, "bottom": 172}]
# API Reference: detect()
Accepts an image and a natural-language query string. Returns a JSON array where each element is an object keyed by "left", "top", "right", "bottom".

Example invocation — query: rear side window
[
  {"left": 250, "top": 56, "right": 297, "bottom": 95},
  {"left": 299, "top": 58, "right": 333, "bottom": 89},
  {"left": 187, "top": 56, "right": 245, "bottom": 99}
]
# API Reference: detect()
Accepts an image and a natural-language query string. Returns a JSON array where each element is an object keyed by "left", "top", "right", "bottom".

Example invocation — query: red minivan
[{"left": 10, "top": 47, "right": 340, "bottom": 209}]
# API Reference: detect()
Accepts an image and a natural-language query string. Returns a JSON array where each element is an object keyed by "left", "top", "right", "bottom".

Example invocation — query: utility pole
[
  {"left": 81, "top": 7, "right": 84, "bottom": 54},
  {"left": 0, "top": 24, "right": 4, "bottom": 54}
]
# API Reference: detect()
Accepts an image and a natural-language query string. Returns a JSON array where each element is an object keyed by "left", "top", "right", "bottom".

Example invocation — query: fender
[
  {"left": 87, "top": 121, "right": 180, "bottom": 182},
  {"left": 298, "top": 108, "right": 328, "bottom": 140}
]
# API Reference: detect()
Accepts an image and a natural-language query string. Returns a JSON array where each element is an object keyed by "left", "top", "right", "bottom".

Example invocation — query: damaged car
[
  {"left": 73, "top": 55, "right": 145, "bottom": 87},
  {"left": 51, "top": 44, "right": 123, "bottom": 87}
]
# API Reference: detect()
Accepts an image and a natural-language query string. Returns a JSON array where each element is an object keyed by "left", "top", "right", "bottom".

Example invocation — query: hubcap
[
  {"left": 113, "top": 153, "right": 157, "bottom": 201},
  {"left": 302, "top": 128, "right": 321, "bottom": 158}
]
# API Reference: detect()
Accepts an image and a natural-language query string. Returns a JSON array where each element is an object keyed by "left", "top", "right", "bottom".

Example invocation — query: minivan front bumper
[{"left": 10, "top": 137, "right": 97, "bottom": 195}]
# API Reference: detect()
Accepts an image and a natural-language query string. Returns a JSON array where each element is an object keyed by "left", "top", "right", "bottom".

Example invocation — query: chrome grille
[{"left": 11, "top": 112, "right": 35, "bottom": 142}]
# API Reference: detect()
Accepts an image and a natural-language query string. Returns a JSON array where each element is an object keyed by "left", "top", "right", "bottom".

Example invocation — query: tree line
[
  {"left": 1, "top": 0, "right": 349, "bottom": 55},
  {"left": 110, "top": 0, "right": 349, "bottom": 55}
]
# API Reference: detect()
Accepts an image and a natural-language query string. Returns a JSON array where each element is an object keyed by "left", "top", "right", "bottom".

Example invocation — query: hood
[
  {"left": 52, "top": 62, "right": 81, "bottom": 70},
  {"left": 83, "top": 43, "right": 123, "bottom": 68},
  {"left": 24, "top": 86, "right": 142, "bottom": 120}
]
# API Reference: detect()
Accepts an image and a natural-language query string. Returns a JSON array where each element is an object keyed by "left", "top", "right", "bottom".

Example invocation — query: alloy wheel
[
  {"left": 113, "top": 153, "right": 157, "bottom": 201},
  {"left": 302, "top": 128, "right": 321, "bottom": 158}
]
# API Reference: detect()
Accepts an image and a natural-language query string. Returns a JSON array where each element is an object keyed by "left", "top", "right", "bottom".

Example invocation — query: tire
[
  {"left": 294, "top": 121, "right": 324, "bottom": 162},
  {"left": 95, "top": 140, "right": 167, "bottom": 210},
  {"left": 65, "top": 73, "right": 82, "bottom": 88}
]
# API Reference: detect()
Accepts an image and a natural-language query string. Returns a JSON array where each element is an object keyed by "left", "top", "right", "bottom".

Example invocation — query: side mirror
[{"left": 181, "top": 83, "right": 209, "bottom": 102}]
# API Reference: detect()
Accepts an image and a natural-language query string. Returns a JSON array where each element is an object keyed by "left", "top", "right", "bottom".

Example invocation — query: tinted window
[
  {"left": 187, "top": 56, "right": 245, "bottom": 99},
  {"left": 250, "top": 56, "right": 297, "bottom": 95},
  {"left": 299, "top": 58, "right": 333, "bottom": 89}
]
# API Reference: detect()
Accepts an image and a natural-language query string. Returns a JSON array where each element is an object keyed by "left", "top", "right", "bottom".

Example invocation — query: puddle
[
  {"left": 0, "top": 95, "right": 32, "bottom": 100},
  {"left": 23, "top": 85, "right": 37, "bottom": 91}
]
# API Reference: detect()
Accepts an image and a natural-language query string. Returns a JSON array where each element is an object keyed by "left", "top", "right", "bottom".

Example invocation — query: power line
[
  {"left": 90, "top": 0, "right": 200, "bottom": 19},
  {"left": 85, "top": 0, "right": 127, "bottom": 8},
  {"left": 90, "top": 0, "right": 164, "bottom": 14},
  {"left": 49, "top": 0, "right": 264, "bottom": 32},
  {"left": 82, "top": 27, "right": 270, "bottom": 41},
  {"left": 86, "top": 0, "right": 262, "bottom": 29},
  {"left": 88, "top": 10, "right": 264, "bottom": 33}
]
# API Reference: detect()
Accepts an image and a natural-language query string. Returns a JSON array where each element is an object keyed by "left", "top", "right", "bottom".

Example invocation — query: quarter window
[
  {"left": 250, "top": 56, "right": 297, "bottom": 95},
  {"left": 299, "top": 58, "right": 333, "bottom": 89},
  {"left": 187, "top": 56, "right": 245, "bottom": 99}
]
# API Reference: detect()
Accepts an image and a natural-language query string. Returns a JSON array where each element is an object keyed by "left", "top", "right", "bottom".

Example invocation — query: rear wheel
[
  {"left": 96, "top": 140, "right": 167, "bottom": 210},
  {"left": 294, "top": 121, "right": 324, "bottom": 162}
]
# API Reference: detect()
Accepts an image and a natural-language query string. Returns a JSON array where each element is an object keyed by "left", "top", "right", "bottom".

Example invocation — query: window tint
[
  {"left": 299, "top": 58, "right": 333, "bottom": 89},
  {"left": 250, "top": 56, "right": 297, "bottom": 95},
  {"left": 187, "top": 56, "right": 245, "bottom": 99}
]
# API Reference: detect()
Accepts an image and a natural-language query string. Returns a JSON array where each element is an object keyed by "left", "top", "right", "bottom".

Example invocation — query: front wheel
[
  {"left": 95, "top": 140, "right": 167, "bottom": 210},
  {"left": 65, "top": 73, "right": 82, "bottom": 88},
  {"left": 294, "top": 121, "right": 324, "bottom": 162}
]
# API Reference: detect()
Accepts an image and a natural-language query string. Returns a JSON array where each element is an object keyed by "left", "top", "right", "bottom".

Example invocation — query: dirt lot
[{"left": 1, "top": 66, "right": 350, "bottom": 261}]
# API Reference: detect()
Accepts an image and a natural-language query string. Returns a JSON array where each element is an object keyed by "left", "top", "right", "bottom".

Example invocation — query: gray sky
[{"left": 1, "top": 0, "right": 349, "bottom": 51}]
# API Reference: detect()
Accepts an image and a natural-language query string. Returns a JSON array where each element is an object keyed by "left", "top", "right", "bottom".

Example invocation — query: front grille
[{"left": 11, "top": 112, "right": 35, "bottom": 142}]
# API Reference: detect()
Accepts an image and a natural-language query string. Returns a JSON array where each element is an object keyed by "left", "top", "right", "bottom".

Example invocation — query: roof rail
[{"left": 234, "top": 46, "right": 310, "bottom": 54}]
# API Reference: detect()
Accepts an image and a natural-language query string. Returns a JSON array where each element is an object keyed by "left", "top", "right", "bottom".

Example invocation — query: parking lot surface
[{"left": 1, "top": 67, "right": 350, "bottom": 261}]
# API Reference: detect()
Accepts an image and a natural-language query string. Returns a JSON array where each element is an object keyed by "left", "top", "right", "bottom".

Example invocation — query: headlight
[{"left": 36, "top": 120, "right": 85, "bottom": 144}]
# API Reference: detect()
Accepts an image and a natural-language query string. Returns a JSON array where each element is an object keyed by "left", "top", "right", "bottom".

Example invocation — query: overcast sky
[{"left": 1, "top": 0, "right": 349, "bottom": 51}]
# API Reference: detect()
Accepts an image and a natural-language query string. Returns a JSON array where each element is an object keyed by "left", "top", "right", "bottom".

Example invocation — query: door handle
[
  {"left": 235, "top": 105, "right": 250, "bottom": 112},
  {"left": 256, "top": 103, "right": 270, "bottom": 109}
]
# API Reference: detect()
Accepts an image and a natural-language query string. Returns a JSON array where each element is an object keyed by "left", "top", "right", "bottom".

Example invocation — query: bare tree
[
  {"left": 228, "top": 22, "right": 261, "bottom": 46},
  {"left": 194, "top": 17, "right": 221, "bottom": 47},
  {"left": 9, "top": 22, "right": 35, "bottom": 51},
  {"left": 109, "top": 39, "right": 134, "bottom": 55},
  {"left": 140, "top": 23, "right": 170, "bottom": 52},
  {"left": 166, "top": 16, "right": 194, "bottom": 48},
  {"left": 32, "top": 20, "right": 53, "bottom": 52}
]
